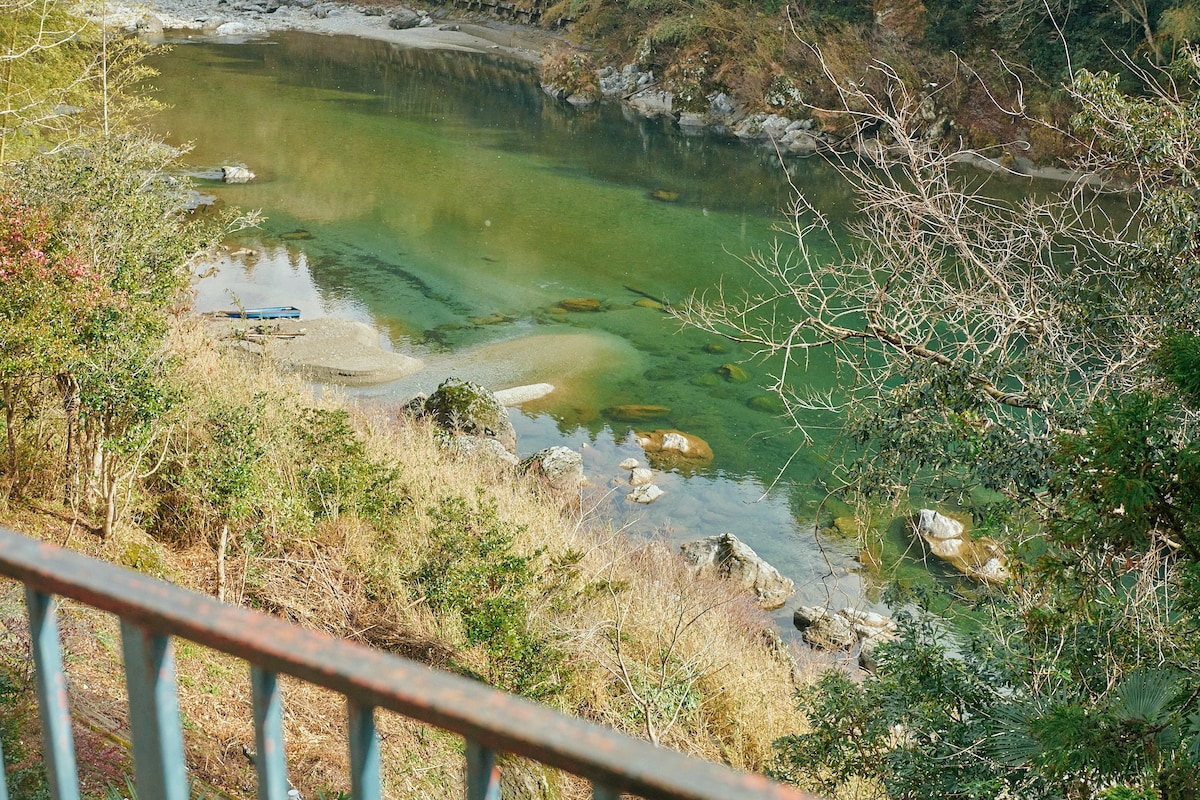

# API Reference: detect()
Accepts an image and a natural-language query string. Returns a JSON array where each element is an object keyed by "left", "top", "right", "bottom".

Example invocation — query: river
[{"left": 147, "top": 31, "right": 874, "bottom": 627}]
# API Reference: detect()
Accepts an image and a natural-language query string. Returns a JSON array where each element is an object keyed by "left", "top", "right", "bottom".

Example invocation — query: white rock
[
  {"left": 493, "top": 383, "right": 554, "bottom": 406},
  {"left": 627, "top": 484, "right": 664, "bottom": 504},
  {"left": 222, "top": 165, "right": 256, "bottom": 184},
  {"left": 917, "top": 508, "right": 963, "bottom": 540},
  {"left": 213, "top": 20, "right": 267, "bottom": 36},
  {"left": 618, "top": 457, "right": 640, "bottom": 470},
  {"left": 629, "top": 467, "right": 654, "bottom": 486}
]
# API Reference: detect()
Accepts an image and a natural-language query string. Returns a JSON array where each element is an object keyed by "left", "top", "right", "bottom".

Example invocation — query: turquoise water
[{"left": 148, "top": 32, "right": 871, "bottom": 620}]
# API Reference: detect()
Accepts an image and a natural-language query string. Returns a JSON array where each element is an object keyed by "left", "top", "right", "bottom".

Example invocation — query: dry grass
[{"left": 0, "top": 316, "right": 803, "bottom": 799}]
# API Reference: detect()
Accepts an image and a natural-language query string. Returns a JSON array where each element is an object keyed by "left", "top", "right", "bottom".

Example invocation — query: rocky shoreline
[{"left": 86, "top": 0, "right": 1078, "bottom": 173}]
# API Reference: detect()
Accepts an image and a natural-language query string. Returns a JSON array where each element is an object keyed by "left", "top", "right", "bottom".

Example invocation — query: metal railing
[{"left": 0, "top": 527, "right": 821, "bottom": 800}]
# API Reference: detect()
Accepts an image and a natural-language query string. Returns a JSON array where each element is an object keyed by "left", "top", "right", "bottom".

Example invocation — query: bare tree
[{"left": 674, "top": 49, "right": 1197, "bottom": 501}]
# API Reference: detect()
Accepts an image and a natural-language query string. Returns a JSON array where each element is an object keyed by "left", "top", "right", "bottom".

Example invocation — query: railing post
[
  {"left": 121, "top": 620, "right": 189, "bottom": 800},
  {"left": 465, "top": 740, "right": 500, "bottom": 800},
  {"left": 0, "top": 734, "right": 8, "bottom": 800},
  {"left": 26, "top": 588, "right": 81, "bottom": 800},
  {"left": 252, "top": 667, "right": 290, "bottom": 800},
  {"left": 347, "top": 700, "right": 381, "bottom": 800}
]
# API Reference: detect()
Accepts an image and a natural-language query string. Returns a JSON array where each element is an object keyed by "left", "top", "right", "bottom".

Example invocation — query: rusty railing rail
[{"left": 0, "top": 527, "right": 821, "bottom": 800}]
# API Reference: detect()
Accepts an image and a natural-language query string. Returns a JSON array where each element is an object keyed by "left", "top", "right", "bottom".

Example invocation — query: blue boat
[{"left": 221, "top": 306, "right": 301, "bottom": 320}]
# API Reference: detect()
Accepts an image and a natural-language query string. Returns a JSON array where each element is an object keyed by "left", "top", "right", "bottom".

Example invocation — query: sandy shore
[{"left": 206, "top": 316, "right": 426, "bottom": 385}]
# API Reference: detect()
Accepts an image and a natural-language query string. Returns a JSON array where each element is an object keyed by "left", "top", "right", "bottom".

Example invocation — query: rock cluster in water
[{"left": 914, "top": 508, "right": 1010, "bottom": 583}]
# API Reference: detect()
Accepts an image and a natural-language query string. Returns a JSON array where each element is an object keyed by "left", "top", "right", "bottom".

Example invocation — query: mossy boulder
[{"left": 419, "top": 377, "right": 517, "bottom": 454}]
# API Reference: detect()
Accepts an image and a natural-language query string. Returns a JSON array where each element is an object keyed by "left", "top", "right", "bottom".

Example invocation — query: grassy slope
[{"left": 0, "top": 317, "right": 807, "bottom": 799}]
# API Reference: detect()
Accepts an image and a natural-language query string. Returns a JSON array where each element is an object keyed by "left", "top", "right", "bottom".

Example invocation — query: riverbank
[{"left": 87, "top": 0, "right": 567, "bottom": 63}]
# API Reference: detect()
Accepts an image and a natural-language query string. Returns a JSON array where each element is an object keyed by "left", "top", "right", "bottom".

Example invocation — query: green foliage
[
  {"left": 1155, "top": 332, "right": 1200, "bottom": 407},
  {"left": 411, "top": 493, "right": 564, "bottom": 698},
  {"left": 294, "top": 408, "right": 408, "bottom": 522},
  {"left": 0, "top": 669, "right": 49, "bottom": 800}
]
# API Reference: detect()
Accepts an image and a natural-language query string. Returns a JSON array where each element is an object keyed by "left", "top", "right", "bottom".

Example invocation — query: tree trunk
[
  {"left": 3, "top": 381, "right": 18, "bottom": 497},
  {"left": 102, "top": 452, "right": 118, "bottom": 539},
  {"left": 57, "top": 373, "right": 80, "bottom": 506}
]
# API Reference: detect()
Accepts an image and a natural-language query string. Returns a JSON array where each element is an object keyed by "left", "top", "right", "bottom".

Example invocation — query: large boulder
[
  {"left": 680, "top": 533, "right": 795, "bottom": 609},
  {"left": 915, "top": 509, "right": 1010, "bottom": 583},
  {"left": 388, "top": 7, "right": 421, "bottom": 28},
  {"left": 419, "top": 378, "right": 517, "bottom": 454},
  {"left": 519, "top": 446, "right": 584, "bottom": 491}
]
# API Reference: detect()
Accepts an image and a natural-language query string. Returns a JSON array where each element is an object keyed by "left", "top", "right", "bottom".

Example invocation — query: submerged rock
[
  {"left": 558, "top": 298, "right": 603, "bottom": 312},
  {"left": 717, "top": 363, "right": 751, "bottom": 382},
  {"left": 679, "top": 533, "right": 795, "bottom": 609},
  {"left": 603, "top": 404, "right": 671, "bottom": 422}
]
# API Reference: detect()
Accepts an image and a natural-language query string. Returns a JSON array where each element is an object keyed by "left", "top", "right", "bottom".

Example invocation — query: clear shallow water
[{"left": 149, "top": 32, "right": 871, "bottom": 621}]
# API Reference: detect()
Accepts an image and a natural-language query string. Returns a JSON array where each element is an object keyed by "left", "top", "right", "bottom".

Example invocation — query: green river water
[{"left": 148, "top": 31, "right": 872, "bottom": 622}]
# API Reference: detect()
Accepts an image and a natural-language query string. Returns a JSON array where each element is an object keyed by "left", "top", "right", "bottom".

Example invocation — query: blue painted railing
[{"left": 0, "top": 528, "right": 822, "bottom": 800}]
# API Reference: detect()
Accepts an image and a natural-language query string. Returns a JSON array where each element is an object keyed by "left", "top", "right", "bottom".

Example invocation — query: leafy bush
[
  {"left": 294, "top": 408, "right": 408, "bottom": 522},
  {"left": 411, "top": 493, "right": 564, "bottom": 698}
]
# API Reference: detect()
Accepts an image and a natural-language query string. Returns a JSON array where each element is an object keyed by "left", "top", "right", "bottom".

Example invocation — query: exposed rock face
[
  {"left": 794, "top": 605, "right": 897, "bottom": 668},
  {"left": 915, "top": 509, "right": 1010, "bottom": 583},
  {"left": 419, "top": 377, "right": 518, "bottom": 455},
  {"left": 634, "top": 429, "right": 713, "bottom": 464},
  {"left": 519, "top": 446, "right": 584, "bottom": 491},
  {"left": 627, "top": 88, "right": 673, "bottom": 118},
  {"left": 680, "top": 533, "right": 795, "bottom": 609}
]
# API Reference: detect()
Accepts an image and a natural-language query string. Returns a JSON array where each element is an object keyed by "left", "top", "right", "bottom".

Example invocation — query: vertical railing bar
[
  {"left": 251, "top": 666, "right": 289, "bottom": 800},
  {"left": 347, "top": 700, "right": 381, "bottom": 800},
  {"left": 120, "top": 620, "right": 189, "bottom": 800},
  {"left": 0, "top": 733, "right": 8, "bottom": 800},
  {"left": 25, "top": 588, "right": 81, "bottom": 800},
  {"left": 465, "top": 740, "right": 500, "bottom": 800},
  {"left": 592, "top": 784, "right": 620, "bottom": 800}
]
